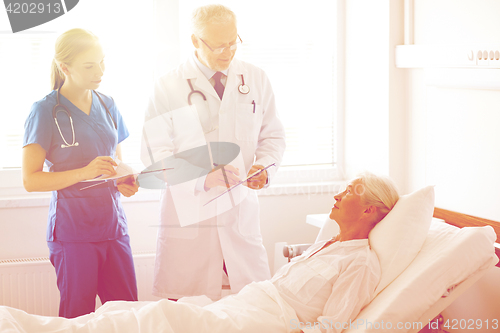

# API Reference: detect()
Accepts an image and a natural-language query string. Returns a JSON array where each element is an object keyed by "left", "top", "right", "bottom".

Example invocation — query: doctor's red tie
[{"left": 213, "top": 71, "right": 225, "bottom": 100}]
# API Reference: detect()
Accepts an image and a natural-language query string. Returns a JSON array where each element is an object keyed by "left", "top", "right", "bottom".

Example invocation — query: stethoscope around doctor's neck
[
  {"left": 186, "top": 74, "right": 250, "bottom": 106},
  {"left": 52, "top": 87, "right": 117, "bottom": 148}
]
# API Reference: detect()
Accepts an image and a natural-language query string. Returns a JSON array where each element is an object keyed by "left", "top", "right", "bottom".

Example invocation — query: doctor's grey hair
[
  {"left": 50, "top": 28, "right": 100, "bottom": 90},
  {"left": 355, "top": 172, "right": 400, "bottom": 220},
  {"left": 191, "top": 4, "right": 237, "bottom": 39}
]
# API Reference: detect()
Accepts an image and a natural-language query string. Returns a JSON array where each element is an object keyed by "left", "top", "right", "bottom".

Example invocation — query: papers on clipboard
[
  {"left": 79, "top": 160, "right": 172, "bottom": 191},
  {"left": 81, "top": 160, "right": 136, "bottom": 183},
  {"left": 203, "top": 163, "right": 276, "bottom": 206}
]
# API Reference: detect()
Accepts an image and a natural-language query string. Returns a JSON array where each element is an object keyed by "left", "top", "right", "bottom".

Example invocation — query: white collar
[{"left": 193, "top": 52, "right": 229, "bottom": 80}]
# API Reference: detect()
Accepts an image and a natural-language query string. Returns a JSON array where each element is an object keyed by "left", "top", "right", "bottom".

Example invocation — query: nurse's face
[
  {"left": 63, "top": 45, "right": 105, "bottom": 90},
  {"left": 329, "top": 179, "right": 368, "bottom": 228},
  {"left": 192, "top": 20, "right": 238, "bottom": 71}
]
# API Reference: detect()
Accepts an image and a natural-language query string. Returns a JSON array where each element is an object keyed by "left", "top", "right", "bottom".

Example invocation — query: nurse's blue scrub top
[{"left": 23, "top": 90, "right": 130, "bottom": 242}]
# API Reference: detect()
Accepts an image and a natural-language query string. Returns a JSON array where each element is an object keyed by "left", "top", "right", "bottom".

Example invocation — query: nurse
[{"left": 22, "top": 28, "right": 139, "bottom": 318}]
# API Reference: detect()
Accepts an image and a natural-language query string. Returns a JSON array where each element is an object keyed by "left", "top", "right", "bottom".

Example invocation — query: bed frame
[{"left": 433, "top": 207, "right": 500, "bottom": 267}]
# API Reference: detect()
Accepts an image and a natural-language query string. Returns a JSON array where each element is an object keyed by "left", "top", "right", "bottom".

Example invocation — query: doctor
[
  {"left": 22, "top": 28, "right": 139, "bottom": 318},
  {"left": 142, "top": 4, "right": 286, "bottom": 300}
]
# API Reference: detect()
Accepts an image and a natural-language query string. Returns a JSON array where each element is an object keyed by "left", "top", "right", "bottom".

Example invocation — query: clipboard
[
  {"left": 79, "top": 168, "right": 173, "bottom": 191},
  {"left": 203, "top": 163, "right": 276, "bottom": 206}
]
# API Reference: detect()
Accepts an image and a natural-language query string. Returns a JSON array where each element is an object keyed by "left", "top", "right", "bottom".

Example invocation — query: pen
[
  {"left": 204, "top": 163, "right": 276, "bottom": 206},
  {"left": 252, "top": 100, "right": 255, "bottom": 113}
]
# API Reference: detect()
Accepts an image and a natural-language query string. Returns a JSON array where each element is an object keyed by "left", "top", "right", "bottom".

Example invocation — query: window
[
  {"left": 0, "top": 32, "right": 55, "bottom": 169},
  {"left": 0, "top": 0, "right": 343, "bottom": 188},
  {"left": 0, "top": 0, "right": 156, "bottom": 170},
  {"left": 177, "top": 0, "right": 339, "bottom": 167}
]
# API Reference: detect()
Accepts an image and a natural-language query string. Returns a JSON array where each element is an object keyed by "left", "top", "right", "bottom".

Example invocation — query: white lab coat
[{"left": 141, "top": 55, "right": 286, "bottom": 300}]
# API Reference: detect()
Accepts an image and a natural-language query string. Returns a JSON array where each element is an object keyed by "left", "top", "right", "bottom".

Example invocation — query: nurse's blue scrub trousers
[{"left": 48, "top": 234, "right": 138, "bottom": 318}]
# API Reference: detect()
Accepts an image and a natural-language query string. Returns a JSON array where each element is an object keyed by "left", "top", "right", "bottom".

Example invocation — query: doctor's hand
[
  {"left": 204, "top": 165, "right": 240, "bottom": 191},
  {"left": 116, "top": 175, "right": 139, "bottom": 197},
  {"left": 245, "top": 165, "right": 268, "bottom": 190},
  {"left": 80, "top": 156, "right": 117, "bottom": 181}
]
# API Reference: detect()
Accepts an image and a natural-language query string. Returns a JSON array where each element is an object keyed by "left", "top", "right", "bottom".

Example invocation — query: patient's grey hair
[
  {"left": 356, "top": 172, "right": 400, "bottom": 220},
  {"left": 191, "top": 4, "right": 237, "bottom": 39}
]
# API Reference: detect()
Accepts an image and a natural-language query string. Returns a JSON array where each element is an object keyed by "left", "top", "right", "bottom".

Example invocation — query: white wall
[
  {"left": 344, "top": 0, "right": 500, "bottom": 330},
  {"left": 408, "top": 0, "right": 500, "bottom": 221},
  {"left": 405, "top": 0, "right": 500, "bottom": 329}
]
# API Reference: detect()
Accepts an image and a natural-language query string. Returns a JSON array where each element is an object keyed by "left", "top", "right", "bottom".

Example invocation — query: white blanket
[{"left": 0, "top": 281, "right": 300, "bottom": 333}]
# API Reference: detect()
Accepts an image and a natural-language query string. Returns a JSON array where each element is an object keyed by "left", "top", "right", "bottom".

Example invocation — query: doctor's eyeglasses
[{"left": 199, "top": 35, "right": 242, "bottom": 54}]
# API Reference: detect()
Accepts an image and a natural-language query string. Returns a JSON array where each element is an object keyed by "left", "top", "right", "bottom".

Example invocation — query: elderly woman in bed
[{"left": 0, "top": 172, "right": 399, "bottom": 333}]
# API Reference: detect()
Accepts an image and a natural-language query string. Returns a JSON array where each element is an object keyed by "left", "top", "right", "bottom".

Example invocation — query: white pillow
[{"left": 369, "top": 186, "right": 434, "bottom": 295}]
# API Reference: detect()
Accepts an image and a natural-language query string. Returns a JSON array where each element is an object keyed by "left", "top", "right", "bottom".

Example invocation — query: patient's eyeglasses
[{"left": 199, "top": 35, "right": 242, "bottom": 54}]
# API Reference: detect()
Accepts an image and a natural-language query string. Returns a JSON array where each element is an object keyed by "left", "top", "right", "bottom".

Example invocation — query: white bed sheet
[
  {"left": 0, "top": 281, "right": 300, "bottom": 333},
  {"left": 344, "top": 219, "right": 498, "bottom": 333}
]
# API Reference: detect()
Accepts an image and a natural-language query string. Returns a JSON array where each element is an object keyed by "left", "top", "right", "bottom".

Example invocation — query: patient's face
[{"left": 330, "top": 179, "right": 367, "bottom": 227}]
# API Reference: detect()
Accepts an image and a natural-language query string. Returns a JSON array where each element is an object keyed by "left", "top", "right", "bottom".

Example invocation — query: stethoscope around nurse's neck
[{"left": 52, "top": 87, "right": 117, "bottom": 148}]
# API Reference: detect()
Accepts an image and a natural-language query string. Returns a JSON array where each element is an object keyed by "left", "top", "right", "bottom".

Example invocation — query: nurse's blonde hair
[
  {"left": 191, "top": 4, "right": 237, "bottom": 38},
  {"left": 355, "top": 172, "right": 400, "bottom": 220},
  {"left": 50, "top": 28, "right": 100, "bottom": 90}
]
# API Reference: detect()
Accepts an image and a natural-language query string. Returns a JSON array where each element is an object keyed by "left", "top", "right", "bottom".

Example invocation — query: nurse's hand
[
  {"left": 116, "top": 175, "right": 139, "bottom": 197},
  {"left": 81, "top": 156, "right": 117, "bottom": 180},
  {"left": 204, "top": 164, "right": 240, "bottom": 191},
  {"left": 245, "top": 165, "right": 268, "bottom": 190}
]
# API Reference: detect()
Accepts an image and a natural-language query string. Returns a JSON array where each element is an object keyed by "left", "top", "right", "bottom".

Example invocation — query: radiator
[{"left": 0, "top": 252, "right": 158, "bottom": 317}]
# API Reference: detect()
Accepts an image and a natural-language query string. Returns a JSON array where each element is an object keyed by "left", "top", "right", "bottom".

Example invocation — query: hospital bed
[
  {"left": 1, "top": 186, "right": 498, "bottom": 333},
  {"left": 284, "top": 186, "right": 500, "bottom": 332}
]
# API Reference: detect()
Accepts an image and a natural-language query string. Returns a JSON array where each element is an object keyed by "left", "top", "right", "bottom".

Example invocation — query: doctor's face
[
  {"left": 62, "top": 45, "right": 105, "bottom": 90},
  {"left": 329, "top": 179, "right": 368, "bottom": 227},
  {"left": 193, "top": 20, "right": 238, "bottom": 71}
]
